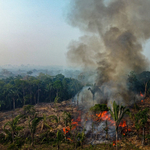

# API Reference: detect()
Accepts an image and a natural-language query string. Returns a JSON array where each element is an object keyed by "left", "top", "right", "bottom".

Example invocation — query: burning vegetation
[
  {"left": 1, "top": 0, "right": 150, "bottom": 149},
  {"left": 0, "top": 88, "right": 150, "bottom": 149}
]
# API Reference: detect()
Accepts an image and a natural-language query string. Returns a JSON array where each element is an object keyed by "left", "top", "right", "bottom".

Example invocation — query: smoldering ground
[{"left": 67, "top": 0, "right": 150, "bottom": 105}]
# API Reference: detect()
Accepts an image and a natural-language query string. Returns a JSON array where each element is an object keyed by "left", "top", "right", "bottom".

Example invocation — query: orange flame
[
  {"left": 67, "top": 137, "right": 73, "bottom": 141},
  {"left": 140, "top": 92, "right": 144, "bottom": 97},
  {"left": 95, "top": 112, "right": 131, "bottom": 136},
  {"left": 141, "top": 100, "right": 143, "bottom": 102},
  {"left": 95, "top": 111, "right": 115, "bottom": 125},
  {"left": 63, "top": 111, "right": 81, "bottom": 135},
  {"left": 113, "top": 140, "right": 119, "bottom": 146},
  {"left": 63, "top": 126, "right": 70, "bottom": 134},
  {"left": 119, "top": 120, "right": 126, "bottom": 128}
]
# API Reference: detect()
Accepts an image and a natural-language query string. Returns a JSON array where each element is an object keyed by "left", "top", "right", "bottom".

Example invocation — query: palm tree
[
  {"left": 9, "top": 89, "right": 21, "bottom": 111},
  {"left": 28, "top": 113, "right": 43, "bottom": 146},
  {"left": 40, "top": 114, "right": 52, "bottom": 131},
  {"left": 88, "top": 84, "right": 102, "bottom": 105},
  {"left": 56, "top": 130, "right": 63, "bottom": 150},
  {"left": 77, "top": 129, "right": 85, "bottom": 148},
  {"left": 3, "top": 115, "right": 23, "bottom": 143},
  {"left": 53, "top": 80, "right": 63, "bottom": 97},
  {"left": 109, "top": 101, "right": 129, "bottom": 150},
  {"left": 63, "top": 111, "right": 71, "bottom": 140},
  {"left": 45, "top": 82, "right": 54, "bottom": 103}
]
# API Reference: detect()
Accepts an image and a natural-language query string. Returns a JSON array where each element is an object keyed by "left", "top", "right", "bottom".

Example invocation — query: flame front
[{"left": 63, "top": 111, "right": 81, "bottom": 135}]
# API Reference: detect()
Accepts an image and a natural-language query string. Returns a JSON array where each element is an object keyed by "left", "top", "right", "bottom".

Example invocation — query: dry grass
[{"left": 1, "top": 98, "right": 150, "bottom": 150}]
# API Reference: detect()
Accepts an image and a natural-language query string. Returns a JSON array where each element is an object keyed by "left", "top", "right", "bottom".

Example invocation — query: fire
[
  {"left": 95, "top": 112, "right": 131, "bottom": 136},
  {"left": 119, "top": 120, "right": 126, "bottom": 128},
  {"left": 113, "top": 140, "right": 119, "bottom": 146},
  {"left": 140, "top": 92, "right": 144, "bottom": 97},
  {"left": 95, "top": 111, "right": 115, "bottom": 125},
  {"left": 63, "top": 111, "right": 81, "bottom": 135},
  {"left": 63, "top": 126, "right": 70, "bottom": 134},
  {"left": 67, "top": 137, "right": 73, "bottom": 141},
  {"left": 113, "top": 141, "right": 115, "bottom": 146},
  {"left": 140, "top": 92, "right": 144, "bottom": 102}
]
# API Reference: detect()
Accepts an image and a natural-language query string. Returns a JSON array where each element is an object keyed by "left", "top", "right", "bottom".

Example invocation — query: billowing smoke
[{"left": 67, "top": 0, "right": 149, "bottom": 105}]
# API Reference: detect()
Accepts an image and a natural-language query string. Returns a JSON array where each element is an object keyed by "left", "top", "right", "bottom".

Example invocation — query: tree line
[
  {"left": 0, "top": 73, "right": 83, "bottom": 111},
  {"left": 128, "top": 71, "right": 150, "bottom": 97}
]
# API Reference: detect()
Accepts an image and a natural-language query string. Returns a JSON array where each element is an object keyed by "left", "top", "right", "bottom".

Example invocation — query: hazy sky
[{"left": 0, "top": 0, "right": 150, "bottom": 67}]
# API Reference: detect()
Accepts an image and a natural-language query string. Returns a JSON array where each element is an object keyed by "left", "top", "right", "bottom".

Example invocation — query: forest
[
  {"left": 0, "top": 71, "right": 150, "bottom": 150},
  {"left": 0, "top": 73, "right": 83, "bottom": 111}
]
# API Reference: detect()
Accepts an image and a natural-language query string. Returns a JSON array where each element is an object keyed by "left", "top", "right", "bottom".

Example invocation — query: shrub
[{"left": 90, "top": 104, "right": 108, "bottom": 112}]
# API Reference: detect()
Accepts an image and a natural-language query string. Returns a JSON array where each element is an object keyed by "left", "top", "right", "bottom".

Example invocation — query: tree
[
  {"left": 134, "top": 108, "right": 149, "bottom": 146},
  {"left": 40, "top": 114, "right": 52, "bottom": 131},
  {"left": 56, "top": 130, "right": 63, "bottom": 150},
  {"left": 28, "top": 113, "right": 43, "bottom": 146},
  {"left": 27, "top": 71, "right": 33, "bottom": 75},
  {"left": 109, "top": 101, "right": 129, "bottom": 150},
  {"left": 3, "top": 115, "right": 23, "bottom": 143},
  {"left": 53, "top": 80, "right": 63, "bottom": 98},
  {"left": 128, "top": 71, "right": 150, "bottom": 97},
  {"left": 9, "top": 88, "right": 21, "bottom": 111},
  {"left": 137, "top": 71, "right": 150, "bottom": 98},
  {"left": 63, "top": 111, "right": 72, "bottom": 140},
  {"left": 45, "top": 82, "right": 54, "bottom": 103},
  {"left": 88, "top": 84, "right": 102, "bottom": 105},
  {"left": 77, "top": 129, "right": 85, "bottom": 148}
]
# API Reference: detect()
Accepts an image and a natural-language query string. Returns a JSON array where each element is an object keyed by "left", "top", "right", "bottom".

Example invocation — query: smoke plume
[{"left": 67, "top": 0, "right": 150, "bottom": 105}]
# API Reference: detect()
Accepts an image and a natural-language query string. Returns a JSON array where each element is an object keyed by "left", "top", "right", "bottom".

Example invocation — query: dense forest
[{"left": 0, "top": 73, "right": 83, "bottom": 111}]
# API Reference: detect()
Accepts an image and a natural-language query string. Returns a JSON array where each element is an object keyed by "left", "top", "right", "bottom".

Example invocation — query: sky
[
  {"left": 0, "top": 0, "right": 81, "bottom": 67},
  {"left": 0, "top": 0, "right": 150, "bottom": 67}
]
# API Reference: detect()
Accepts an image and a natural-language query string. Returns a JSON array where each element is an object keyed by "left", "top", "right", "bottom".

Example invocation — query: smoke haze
[{"left": 67, "top": 0, "right": 150, "bottom": 105}]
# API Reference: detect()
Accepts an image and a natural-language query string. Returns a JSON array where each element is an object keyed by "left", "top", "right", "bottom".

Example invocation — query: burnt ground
[{"left": 0, "top": 98, "right": 150, "bottom": 149}]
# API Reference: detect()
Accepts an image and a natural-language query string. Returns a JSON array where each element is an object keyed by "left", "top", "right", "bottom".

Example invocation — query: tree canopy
[{"left": 0, "top": 74, "right": 83, "bottom": 111}]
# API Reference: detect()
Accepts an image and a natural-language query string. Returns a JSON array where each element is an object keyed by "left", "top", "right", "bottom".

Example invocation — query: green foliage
[
  {"left": 23, "top": 105, "right": 35, "bottom": 114},
  {"left": 77, "top": 130, "right": 85, "bottom": 148},
  {"left": 63, "top": 111, "right": 72, "bottom": 126},
  {"left": 109, "top": 101, "right": 129, "bottom": 150},
  {"left": 7, "top": 143, "right": 19, "bottom": 150},
  {"left": 38, "top": 131, "right": 55, "bottom": 144},
  {"left": 0, "top": 133, "right": 6, "bottom": 144},
  {"left": 28, "top": 114, "right": 43, "bottom": 136},
  {"left": 3, "top": 115, "right": 24, "bottom": 143},
  {"left": 128, "top": 71, "right": 150, "bottom": 95},
  {"left": 0, "top": 74, "right": 83, "bottom": 111},
  {"left": 109, "top": 101, "right": 129, "bottom": 128},
  {"left": 56, "top": 130, "right": 64, "bottom": 150},
  {"left": 135, "top": 108, "right": 149, "bottom": 130},
  {"left": 54, "top": 96, "right": 60, "bottom": 103},
  {"left": 90, "top": 104, "right": 108, "bottom": 112},
  {"left": 49, "top": 115, "right": 59, "bottom": 124},
  {"left": 40, "top": 114, "right": 52, "bottom": 131}
]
